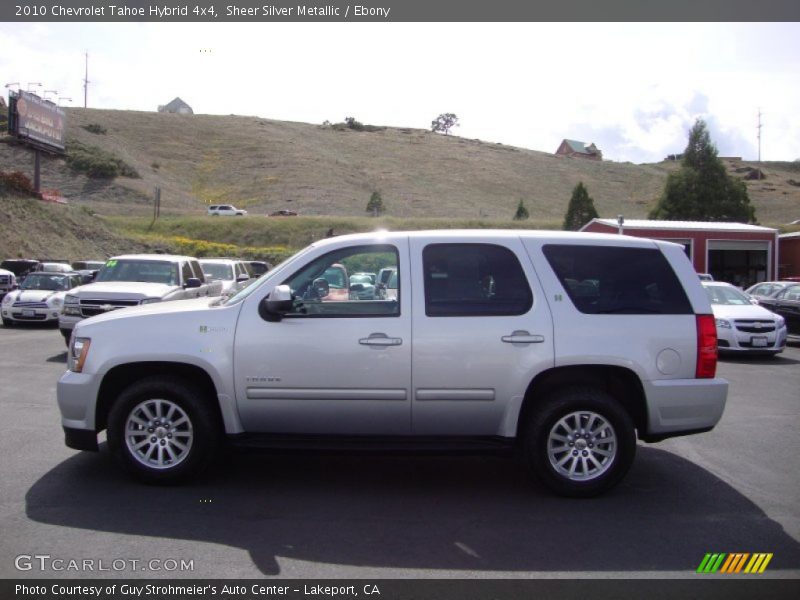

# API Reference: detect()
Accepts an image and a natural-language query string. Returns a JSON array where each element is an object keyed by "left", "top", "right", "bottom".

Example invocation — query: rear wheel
[
  {"left": 524, "top": 387, "right": 636, "bottom": 497},
  {"left": 107, "top": 376, "right": 220, "bottom": 484}
]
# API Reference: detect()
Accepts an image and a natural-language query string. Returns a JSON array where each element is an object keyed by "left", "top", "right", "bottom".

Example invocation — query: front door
[{"left": 234, "top": 241, "right": 412, "bottom": 434}]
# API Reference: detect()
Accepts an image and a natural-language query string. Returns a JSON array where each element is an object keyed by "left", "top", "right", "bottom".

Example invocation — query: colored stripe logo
[{"left": 697, "top": 553, "right": 773, "bottom": 574}]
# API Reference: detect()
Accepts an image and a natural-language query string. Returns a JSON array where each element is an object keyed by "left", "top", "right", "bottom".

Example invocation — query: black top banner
[{"left": 3, "top": 0, "right": 800, "bottom": 22}]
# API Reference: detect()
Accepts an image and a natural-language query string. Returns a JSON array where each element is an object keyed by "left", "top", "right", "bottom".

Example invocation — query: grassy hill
[
  {"left": 1, "top": 108, "right": 798, "bottom": 227},
  {"left": 0, "top": 193, "right": 149, "bottom": 260}
]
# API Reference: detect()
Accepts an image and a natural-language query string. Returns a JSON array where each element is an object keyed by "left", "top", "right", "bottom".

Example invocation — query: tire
[
  {"left": 2, "top": 318, "right": 12, "bottom": 327},
  {"left": 523, "top": 387, "right": 636, "bottom": 498},
  {"left": 107, "top": 376, "right": 220, "bottom": 484}
]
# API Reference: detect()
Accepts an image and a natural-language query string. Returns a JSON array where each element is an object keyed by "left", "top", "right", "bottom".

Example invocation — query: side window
[
  {"left": 282, "top": 245, "right": 400, "bottom": 317},
  {"left": 423, "top": 244, "right": 533, "bottom": 317},
  {"left": 542, "top": 245, "right": 693, "bottom": 315},
  {"left": 181, "top": 262, "right": 194, "bottom": 284}
]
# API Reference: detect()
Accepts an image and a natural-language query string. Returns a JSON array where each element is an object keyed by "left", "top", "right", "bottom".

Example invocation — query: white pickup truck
[
  {"left": 59, "top": 254, "right": 223, "bottom": 345},
  {"left": 56, "top": 231, "right": 728, "bottom": 496}
]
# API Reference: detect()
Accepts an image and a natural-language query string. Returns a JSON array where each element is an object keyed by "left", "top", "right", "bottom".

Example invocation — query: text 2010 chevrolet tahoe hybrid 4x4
[{"left": 57, "top": 231, "right": 727, "bottom": 497}]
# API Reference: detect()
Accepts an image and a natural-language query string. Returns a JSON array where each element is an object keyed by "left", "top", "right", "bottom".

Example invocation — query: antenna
[{"left": 83, "top": 52, "right": 89, "bottom": 108}]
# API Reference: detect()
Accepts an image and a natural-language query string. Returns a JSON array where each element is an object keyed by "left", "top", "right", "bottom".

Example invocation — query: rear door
[{"left": 409, "top": 236, "right": 554, "bottom": 436}]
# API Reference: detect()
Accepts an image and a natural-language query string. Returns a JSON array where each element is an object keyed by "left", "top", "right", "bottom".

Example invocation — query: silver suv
[{"left": 57, "top": 231, "right": 727, "bottom": 497}]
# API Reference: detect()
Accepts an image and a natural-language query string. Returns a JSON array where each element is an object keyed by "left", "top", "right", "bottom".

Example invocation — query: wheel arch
[
  {"left": 96, "top": 362, "right": 226, "bottom": 435},
  {"left": 515, "top": 365, "right": 648, "bottom": 440}
]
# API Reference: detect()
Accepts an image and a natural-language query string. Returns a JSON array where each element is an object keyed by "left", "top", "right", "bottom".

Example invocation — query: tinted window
[
  {"left": 423, "top": 244, "right": 533, "bottom": 317},
  {"left": 543, "top": 245, "right": 692, "bottom": 315},
  {"left": 283, "top": 245, "right": 400, "bottom": 317}
]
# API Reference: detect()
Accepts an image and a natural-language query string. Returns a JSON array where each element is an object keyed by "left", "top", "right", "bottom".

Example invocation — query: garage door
[{"left": 707, "top": 240, "right": 771, "bottom": 287}]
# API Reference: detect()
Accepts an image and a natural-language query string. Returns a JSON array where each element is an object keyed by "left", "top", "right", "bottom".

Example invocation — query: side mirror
[
  {"left": 236, "top": 273, "right": 250, "bottom": 282},
  {"left": 311, "top": 277, "right": 330, "bottom": 298},
  {"left": 259, "top": 284, "right": 293, "bottom": 322},
  {"left": 185, "top": 277, "right": 202, "bottom": 289}
]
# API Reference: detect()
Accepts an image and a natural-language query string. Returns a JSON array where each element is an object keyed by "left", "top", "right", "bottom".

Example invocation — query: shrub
[
  {"left": 82, "top": 123, "right": 107, "bottom": 135},
  {"left": 0, "top": 170, "right": 37, "bottom": 196},
  {"left": 66, "top": 140, "right": 140, "bottom": 179},
  {"left": 366, "top": 191, "right": 386, "bottom": 216}
]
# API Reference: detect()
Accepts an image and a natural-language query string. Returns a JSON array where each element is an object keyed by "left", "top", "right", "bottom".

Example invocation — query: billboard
[{"left": 8, "top": 90, "right": 66, "bottom": 154}]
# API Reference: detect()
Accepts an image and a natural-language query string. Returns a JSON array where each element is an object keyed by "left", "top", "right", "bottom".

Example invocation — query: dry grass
[{"left": 1, "top": 109, "right": 798, "bottom": 227}]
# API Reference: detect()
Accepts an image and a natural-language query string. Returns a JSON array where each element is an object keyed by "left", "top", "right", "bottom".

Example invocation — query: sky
[{"left": 1, "top": 22, "right": 799, "bottom": 164}]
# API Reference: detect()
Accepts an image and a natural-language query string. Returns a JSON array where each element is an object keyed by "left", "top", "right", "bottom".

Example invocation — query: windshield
[
  {"left": 21, "top": 274, "right": 68, "bottom": 291},
  {"left": 704, "top": 285, "right": 751, "bottom": 306},
  {"left": 201, "top": 263, "right": 234, "bottom": 280},
  {"left": 96, "top": 259, "right": 179, "bottom": 285}
]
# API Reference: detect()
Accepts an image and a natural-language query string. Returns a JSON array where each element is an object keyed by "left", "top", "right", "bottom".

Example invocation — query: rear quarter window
[{"left": 543, "top": 244, "right": 692, "bottom": 315}]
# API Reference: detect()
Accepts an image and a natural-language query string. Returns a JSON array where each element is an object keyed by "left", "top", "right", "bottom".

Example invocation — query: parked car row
[
  {"left": 2, "top": 254, "right": 273, "bottom": 344},
  {"left": 700, "top": 279, "right": 800, "bottom": 356}
]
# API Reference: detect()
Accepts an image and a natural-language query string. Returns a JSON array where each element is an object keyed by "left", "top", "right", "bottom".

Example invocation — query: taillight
[{"left": 696, "top": 314, "right": 718, "bottom": 378}]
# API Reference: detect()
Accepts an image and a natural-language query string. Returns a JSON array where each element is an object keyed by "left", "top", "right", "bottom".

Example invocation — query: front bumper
[
  {"left": 57, "top": 369, "right": 101, "bottom": 450},
  {"left": 58, "top": 313, "right": 82, "bottom": 332},
  {"left": 643, "top": 377, "right": 728, "bottom": 440},
  {"left": 716, "top": 324, "right": 787, "bottom": 353},
  {"left": 2, "top": 306, "right": 61, "bottom": 323}
]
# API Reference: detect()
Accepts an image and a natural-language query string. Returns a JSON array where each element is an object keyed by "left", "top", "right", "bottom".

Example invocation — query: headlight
[
  {"left": 50, "top": 297, "right": 63, "bottom": 307},
  {"left": 776, "top": 316, "right": 785, "bottom": 328},
  {"left": 140, "top": 298, "right": 161, "bottom": 305},
  {"left": 64, "top": 294, "right": 78, "bottom": 305},
  {"left": 2, "top": 295, "right": 12, "bottom": 305},
  {"left": 68, "top": 337, "right": 91, "bottom": 373},
  {"left": 715, "top": 319, "right": 731, "bottom": 329}
]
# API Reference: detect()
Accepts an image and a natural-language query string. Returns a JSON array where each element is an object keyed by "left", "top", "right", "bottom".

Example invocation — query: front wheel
[
  {"left": 2, "top": 318, "right": 12, "bottom": 327},
  {"left": 107, "top": 376, "right": 220, "bottom": 484},
  {"left": 524, "top": 387, "right": 636, "bottom": 498}
]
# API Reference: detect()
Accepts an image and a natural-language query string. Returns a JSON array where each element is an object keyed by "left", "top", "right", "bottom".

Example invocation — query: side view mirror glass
[{"left": 185, "top": 277, "right": 202, "bottom": 289}]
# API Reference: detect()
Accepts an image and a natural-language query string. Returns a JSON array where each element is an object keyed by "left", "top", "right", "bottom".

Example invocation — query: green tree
[
  {"left": 431, "top": 113, "right": 459, "bottom": 135},
  {"left": 513, "top": 199, "right": 529, "bottom": 221},
  {"left": 649, "top": 119, "right": 756, "bottom": 223},
  {"left": 562, "top": 182, "right": 599, "bottom": 230},
  {"left": 366, "top": 191, "right": 385, "bottom": 216}
]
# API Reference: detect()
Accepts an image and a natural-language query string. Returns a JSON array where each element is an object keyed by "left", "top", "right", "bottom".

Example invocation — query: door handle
[
  {"left": 359, "top": 333, "right": 403, "bottom": 347},
  {"left": 502, "top": 330, "right": 545, "bottom": 344}
]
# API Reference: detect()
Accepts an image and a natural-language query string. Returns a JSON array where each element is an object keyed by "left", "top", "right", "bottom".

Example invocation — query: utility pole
[
  {"left": 757, "top": 108, "right": 762, "bottom": 163},
  {"left": 83, "top": 52, "right": 89, "bottom": 108}
]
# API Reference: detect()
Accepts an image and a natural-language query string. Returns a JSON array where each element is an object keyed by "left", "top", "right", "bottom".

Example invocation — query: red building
[
  {"left": 778, "top": 232, "right": 800, "bottom": 279},
  {"left": 581, "top": 219, "right": 779, "bottom": 287}
]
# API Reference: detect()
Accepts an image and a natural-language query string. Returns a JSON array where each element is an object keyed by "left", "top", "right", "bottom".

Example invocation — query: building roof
[
  {"left": 159, "top": 97, "right": 192, "bottom": 113},
  {"left": 779, "top": 232, "right": 800, "bottom": 239},
  {"left": 582, "top": 218, "right": 777, "bottom": 234},
  {"left": 562, "top": 139, "right": 597, "bottom": 155}
]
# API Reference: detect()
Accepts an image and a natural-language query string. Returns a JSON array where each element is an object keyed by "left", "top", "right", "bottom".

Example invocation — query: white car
[
  {"left": 199, "top": 258, "right": 251, "bottom": 294},
  {"left": 207, "top": 204, "right": 247, "bottom": 216},
  {"left": 703, "top": 281, "right": 787, "bottom": 355},
  {"left": 2, "top": 272, "right": 84, "bottom": 326}
]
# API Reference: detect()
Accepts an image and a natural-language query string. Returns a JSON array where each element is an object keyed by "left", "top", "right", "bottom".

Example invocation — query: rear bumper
[{"left": 643, "top": 377, "right": 728, "bottom": 439}]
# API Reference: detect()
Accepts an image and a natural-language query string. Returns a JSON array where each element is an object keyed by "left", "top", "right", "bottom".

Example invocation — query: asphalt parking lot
[{"left": 0, "top": 324, "right": 799, "bottom": 579}]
